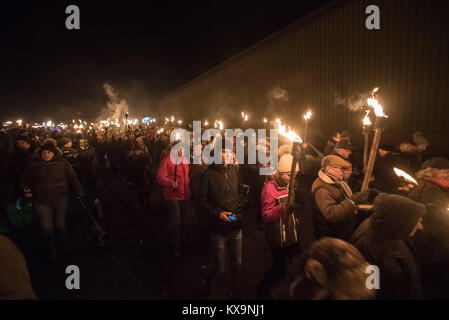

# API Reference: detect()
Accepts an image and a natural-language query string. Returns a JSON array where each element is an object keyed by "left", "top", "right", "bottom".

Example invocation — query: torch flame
[
  {"left": 244, "top": 114, "right": 248, "bottom": 121},
  {"left": 367, "top": 87, "right": 388, "bottom": 118},
  {"left": 263, "top": 117, "right": 268, "bottom": 123},
  {"left": 367, "top": 97, "right": 388, "bottom": 118},
  {"left": 204, "top": 119, "right": 209, "bottom": 126},
  {"left": 275, "top": 119, "right": 303, "bottom": 143},
  {"left": 394, "top": 167, "right": 418, "bottom": 185},
  {"left": 303, "top": 111, "right": 312, "bottom": 120},
  {"left": 363, "top": 110, "right": 372, "bottom": 126}
]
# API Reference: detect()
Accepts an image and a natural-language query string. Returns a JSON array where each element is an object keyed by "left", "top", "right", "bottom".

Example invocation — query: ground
[{"left": 7, "top": 181, "right": 274, "bottom": 300}]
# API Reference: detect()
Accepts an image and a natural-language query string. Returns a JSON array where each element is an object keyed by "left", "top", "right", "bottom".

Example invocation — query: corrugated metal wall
[{"left": 157, "top": 0, "right": 449, "bottom": 139}]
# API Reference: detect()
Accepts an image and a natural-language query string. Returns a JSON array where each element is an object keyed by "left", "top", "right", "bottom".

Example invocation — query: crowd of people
[{"left": 0, "top": 122, "right": 448, "bottom": 300}]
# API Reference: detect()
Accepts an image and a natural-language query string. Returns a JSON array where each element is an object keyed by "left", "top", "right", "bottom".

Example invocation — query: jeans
[
  {"left": 166, "top": 199, "right": 194, "bottom": 255},
  {"left": 208, "top": 229, "right": 243, "bottom": 297},
  {"left": 33, "top": 196, "right": 70, "bottom": 258}
]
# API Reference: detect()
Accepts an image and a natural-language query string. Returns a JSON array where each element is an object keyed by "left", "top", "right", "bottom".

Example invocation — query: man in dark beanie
[
  {"left": 351, "top": 193, "right": 426, "bottom": 300},
  {"left": 400, "top": 131, "right": 429, "bottom": 173},
  {"left": 59, "top": 137, "right": 78, "bottom": 166},
  {"left": 372, "top": 142, "right": 403, "bottom": 194},
  {"left": 20, "top": 142, "right": 83, "bottom": 261},
  {"left": 408, "top": 157, "right": 449, "bottom": 298}
]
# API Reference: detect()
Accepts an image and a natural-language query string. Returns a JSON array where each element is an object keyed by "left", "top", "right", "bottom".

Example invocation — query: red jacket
[
  {"left": 156, "top": 155, "right": 190, "bottom": 201},
  {"left": 261, "top": 178, "right": 288, "bottom": 223}
]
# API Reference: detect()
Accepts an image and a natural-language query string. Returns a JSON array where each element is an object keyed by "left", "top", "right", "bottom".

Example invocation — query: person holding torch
[
  {"left": 256, "top": 153, "right": 300, "bottom": 299},
  {"left": 156, "top": 144, "right": 192, "bottom": 259},
  {"left": 311, "top": 155, "right": 373, "bottom": 241}
]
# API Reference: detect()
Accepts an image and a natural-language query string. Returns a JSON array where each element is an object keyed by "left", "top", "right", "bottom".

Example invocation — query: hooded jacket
[
  {"left": 19, "top": 148, "right": 83, "bottom": 204},
  {"left": 311, "top": 170, "right": 357, "bottom": 241},
  {"left": 408, "top": 179, "right": 449, "bottom": 267},
  {"left": 351, "top": 193, "right": 426, "bottom": 300},
  {"left": 198, "top": 164, "right": 244, "bottom": 235},
  {"left": 156, "top": 155, "right": 190, "bottom": 201}
]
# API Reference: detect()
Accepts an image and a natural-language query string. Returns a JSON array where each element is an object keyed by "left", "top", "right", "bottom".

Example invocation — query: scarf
[
  {"left": 318, "top": 169, "right": 353, "bottom": 200},
  {"left": 273, "top": 173, "right": 289, "bottom": 190},
  {"left": 427, "top": 176, "right": 449, "bottom": 189}
]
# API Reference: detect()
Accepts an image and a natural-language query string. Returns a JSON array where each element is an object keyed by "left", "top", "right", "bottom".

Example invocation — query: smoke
[
  {"left": 334, "top": 91, "right": 368, "bottom": 112},
  {"left": 268, "top": 86, "right": 289, "bottom": 102},
  {"left": 97, "top": 83, "right": 129, "bottom": 120}
]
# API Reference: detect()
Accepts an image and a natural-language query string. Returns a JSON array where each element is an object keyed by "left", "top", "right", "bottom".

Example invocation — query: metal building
[{"left": 157, "top": 0, "right": 449, "bottom": 147}]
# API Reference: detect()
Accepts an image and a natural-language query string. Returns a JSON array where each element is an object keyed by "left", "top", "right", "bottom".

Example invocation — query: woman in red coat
[{"left": 156, "top": 146, "right": 193, "bottom": 258}]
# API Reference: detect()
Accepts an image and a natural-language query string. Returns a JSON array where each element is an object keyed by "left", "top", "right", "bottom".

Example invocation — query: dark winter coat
[
  {"left": 19, "top": 150, "right": 83, "bottom": 204},
  {"left": 372, "top": 152, "right": 404, "bottom": 194},
  {"left": 351, "top": 193, "right": 426, "bottom": 300},
  {"left": 198, "top": 164, "right": 244, "bottom": 235},
  {"left": 408, "top": 179, "right": 449, "bottom": 267},
  {"left": 9, "top": 148, "right": 35, "bottom": 191}
]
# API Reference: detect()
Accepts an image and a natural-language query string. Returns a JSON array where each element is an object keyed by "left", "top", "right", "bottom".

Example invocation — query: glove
[
  {"left": 368, "top": 188, "right": 382, "bottom": 202},
  {"left": 352, "top": 191, "right": 369, "bottom": 205}
]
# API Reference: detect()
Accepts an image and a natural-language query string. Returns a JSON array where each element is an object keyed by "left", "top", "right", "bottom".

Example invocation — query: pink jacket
[
  {"left": 156, "top": 155, "right": 191, "bottom": 201},
  {"left": 261, "top": 178, "right": 288, "bottom": 223}
]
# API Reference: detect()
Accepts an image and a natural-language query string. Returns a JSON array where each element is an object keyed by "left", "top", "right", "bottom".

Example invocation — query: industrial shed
[{"left": 157, "top": 0, "right": 449, "bottom": 149}]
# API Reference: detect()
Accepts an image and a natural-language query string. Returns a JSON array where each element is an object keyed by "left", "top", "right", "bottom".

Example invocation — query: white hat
[{"left": 278, "top": 154, "right": 299, "bottom": 173}]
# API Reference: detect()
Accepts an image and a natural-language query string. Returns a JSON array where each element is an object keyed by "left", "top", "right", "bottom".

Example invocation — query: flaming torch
[
  {"left": 303, "top": 111, "right": 312, "bottom": 143},
  {"left": 361, "top": 88, "right": 388, "bottom": 192},
  {"left": 275, "top": 119, "right": 303, "bottom": 209},
  {"left": 393, "top": 167, "right": 418, "bottom": 191},
  {"left": 362, "top": 110, "right": 372, "bottom": 171}
]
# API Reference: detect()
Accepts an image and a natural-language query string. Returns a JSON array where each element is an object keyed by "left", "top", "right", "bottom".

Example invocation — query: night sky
[{"left": 0, "top": 0, "right": 331, "bottom": 122}]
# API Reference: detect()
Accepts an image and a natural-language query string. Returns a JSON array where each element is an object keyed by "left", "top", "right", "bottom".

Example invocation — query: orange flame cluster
[{"left": 275, "top": 119, "right": 303, "bottom": 143}]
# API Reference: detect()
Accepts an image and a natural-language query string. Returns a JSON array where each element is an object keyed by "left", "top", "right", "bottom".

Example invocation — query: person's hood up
[{"left": 372, "top": 193, "right": 426, "bottom": 239}]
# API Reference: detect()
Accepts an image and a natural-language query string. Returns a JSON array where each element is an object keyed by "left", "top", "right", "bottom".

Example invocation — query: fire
[
  {"left": 244, "top": 114, "right": 248, "bottom": 121},
  {"left": 394, "top": 167, "right": 418, "bottom": 185},
  {"left": 263, "top": 117, "right": 268, "bottom": 123},
  {"left": 204, "top": 119, "right": 209, "bottom": 126},
  {"left": 303, "top": 111, "right": 312, "bottom": 121},
  {"left": 214, "top": 120, "right": 224, "bottom": 130},
  {"left": 171, "top": 116, "right": 174, "bottom": 122},
  {"left": 363, "top": 110, "right": 372, "bottom": 126},
  {"left": 367, "top": 87, "right": 388, "bottom": 118},
  {"left": 275, "top": 119, "right": 303, "bottom": 143}
]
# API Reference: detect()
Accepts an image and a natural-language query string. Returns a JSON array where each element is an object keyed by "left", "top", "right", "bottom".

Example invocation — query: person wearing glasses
[{"left": 311, "top": 155, "right": 370, "bottom": 241}]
